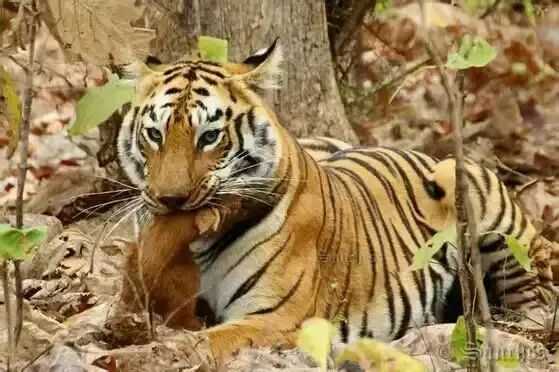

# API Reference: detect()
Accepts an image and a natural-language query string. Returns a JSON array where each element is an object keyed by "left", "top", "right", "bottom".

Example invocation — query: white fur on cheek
[{"left": 117, "top": 109, "right": 146, "bottom": 188}]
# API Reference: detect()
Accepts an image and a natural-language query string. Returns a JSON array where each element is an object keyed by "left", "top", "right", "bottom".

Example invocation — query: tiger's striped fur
[{"left": 117, "top": 41, "right": 558, "bottom": 364}]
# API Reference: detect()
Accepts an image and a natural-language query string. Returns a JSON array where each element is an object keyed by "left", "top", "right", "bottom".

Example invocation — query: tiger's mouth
[{"left": 142, "top": 177, "right": 221, "bottom": 214}]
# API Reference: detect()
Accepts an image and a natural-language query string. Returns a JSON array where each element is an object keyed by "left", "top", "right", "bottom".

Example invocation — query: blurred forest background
[{"left": 1, "top": 0, "right": 559, "bottom": 371}]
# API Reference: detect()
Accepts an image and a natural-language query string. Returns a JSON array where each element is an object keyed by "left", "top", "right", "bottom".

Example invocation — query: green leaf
[
  {"left": 21, "top": 226, "right": 47, "bottom": 253},
  {"left": 335, "top": 338, "right": 427, "bottom": 372},
  {"left": 446, "top": 35, "right": 497, "bottom": 70},
  {"left": 0, "top": 224, "right": 48, "bottom": 261},
  {"left": 505, "top": 235, "right": 532, "bottom": 272},
  {"left": 0, "top": 65, "right": 22, "bottom": 157},
  {"left": 496, "top": 355, "right": 521, "bottom": 369},
  {"left": 198, "top": 36, "right": 228, "bottom": 64},
  {"left": 411, "top": 224, "right": 456, "bottom": 271},
  {"left": 296, "top": 318, "right": 336, "bottom": 371},
  {"left": 522, "top": 0, "right": 536, "bottom": 25},
  {"left": 68, "top": 75, "right": 134, "bottom": 136},
  {"left": 451, "top": 316, "right": 485, "bottom": 366},
  {"left": 463, "top": 0, "right": 481, "bottom": 15},
  {"left": 374, "top": 0, "right": 392, "bottom": 14}
]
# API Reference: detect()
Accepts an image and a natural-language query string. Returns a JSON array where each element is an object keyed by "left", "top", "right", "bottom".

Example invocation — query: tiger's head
[{"left": 117, "top": 40, "right": 285, "bottom": 214}]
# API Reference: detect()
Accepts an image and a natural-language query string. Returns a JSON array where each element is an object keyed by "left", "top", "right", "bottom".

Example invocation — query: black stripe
[
  {"left": 195, "top": 100, "right": 207, "bottom": 111},
  {"left": 517, "top": 210, "right": 528, "bottom": 237},
  {"left": 505, "top": 201, "right": 518, "bottom": 235},
  {"left": 394, "top": 230, "right": 425, "bottom": 309},
  {"left": 193, "top": 87, "right": 210, "bottom": 96},
  {"left": 247, "top": 107, "right": 256, "bottom": 133},
  {"left": 228, "top": 86, "right": 237, "bottom": 102},
  {"left": 225, "top": 107, "right": 233, "bottom": 121},
  {"left": 163, "top": 65, "right": 184, "bottom": 76},
  {"left": 130, "top": 106, "right": 139, "bottom": 124},
  {"left": 491, "top": 263, "right": 526, "bottom": 280},
  {"left": 487, "top": 182, "right": 507, "bottom": 232},
  {"left": 149, "top": 107, "right": 157, "bottom": 122},
  {"left": 248, "top": 268, "right": 305, "bottom": 316},
  {"left": 409, "top": 150, "right": 436, "bottom": 171},
  {"left": 361, "top": 151, "right": 397, "bottom": 177},
  {"left": 183, "top": 69, "right": 197, "bottom": 80},
  {"left": 161, "top": 102, "right": 175, "bottom": 109},
  {"left": 141, "top": 104, "right": 152, "bottom": 116},
  {"left": 209, "top": 108, "right": 223, "bottom": 123},
  {"left": 195, "top": 204, "right": 274, "bottom": 269},
  {"left": 194, "top": 66, "right": 225, "bottom": 79},
  {"left": 200, "top": 75, "right": 218, "bottom": 86},
  {"left": 198, "top": 61, "right": 221, "bottom": 67},
  {"left": 394, "top": 276, "right": 411, "bottom": 339},
  {"left": 331, "top": 168, "right": 379, "bottom": 302},
  {"left": 429, "top": 266, "right": 443, "bottom": 318},
  {"left": 378, "top": 151, "right": 425, "bottom": 218},
  {"left": 466, "top": 170, "right": 486, "bottom": 217},
  {"left": 163, "top": 72, "right": 181, "bottom": 84},
  {"left": 223, "top": 234, "right": 292, "bottom": 310},
  {"left": 336, "top": 156, "right": 420, "bottom": 257},
  {"left": 481, "top": 167, "right": 492, "bottom": 194},
  {"left": 165, "top": 87, "right": 181, "bottom": 95},
  {"left": 392, "top": 149, "right": 431, "bottom": 183},
  {"left": 221, "top": 164, "right": 293, "bottom": 274},
  {"left": 497, "top": 278, "right": 535, "bottom": 296}
]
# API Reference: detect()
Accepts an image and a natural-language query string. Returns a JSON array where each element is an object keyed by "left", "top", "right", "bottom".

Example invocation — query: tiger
[{"left": 116, "top": 39, "right": 559, "bottom": 364}]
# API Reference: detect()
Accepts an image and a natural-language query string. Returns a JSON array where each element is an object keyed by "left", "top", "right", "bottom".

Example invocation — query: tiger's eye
[
  {"left": 146, "top": 128, "right": 162, "bottom": 144},
  {"left": 198, "top": 129, "right": 221, "bottom": 148}
]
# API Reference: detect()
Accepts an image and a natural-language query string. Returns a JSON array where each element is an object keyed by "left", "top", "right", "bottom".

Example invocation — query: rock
[
  {"left": 30, "top": 344, "right": 91, "bottom": 372},
  {"left": 224, "top": 347, "right": 317, "bottom": 372},
  {"left": 391, "top": 324, "right": 551, "bottom": 370}
]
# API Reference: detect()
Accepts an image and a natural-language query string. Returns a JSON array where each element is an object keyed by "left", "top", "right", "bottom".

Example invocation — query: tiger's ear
[{"left": 225, "top": 38, "right": 283, "bottom": 90}]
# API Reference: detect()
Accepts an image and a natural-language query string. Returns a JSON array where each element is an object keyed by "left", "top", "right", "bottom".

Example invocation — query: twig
[
  {"left": 416, "top": 0, "right": 494, "bottom": 371},
  {"left": 549, "top": 295, "right": 559, "bottom": 345},
  {"left": 372, "top": 57, "right": 432, "bottom": 95},
  {"left": 19, "top": 344, "right": 53, "bottom": 371},
  {"left": 13, "top": 0, "right": 38, "bottom": 347},
  {"left": 334, "top": 0, "right": 377, "bottom": 57},
  {"left": 2, "top": 262, "right": 14, "bottom": 371},
  {"left": 89, "top": 221, "right": 109, "bottom": 274}
]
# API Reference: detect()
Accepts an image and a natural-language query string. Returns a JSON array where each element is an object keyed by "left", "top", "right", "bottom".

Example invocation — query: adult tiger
[{"left": 117, "top": 40, "right": 557, "bottom": 363}]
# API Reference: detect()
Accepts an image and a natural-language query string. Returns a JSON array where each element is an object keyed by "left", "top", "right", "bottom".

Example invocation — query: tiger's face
[{"left": 117, "top": 41, "right": 283, "bottom": 214}]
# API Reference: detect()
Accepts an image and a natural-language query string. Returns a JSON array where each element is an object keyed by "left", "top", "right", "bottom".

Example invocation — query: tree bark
[{"left": 149, "top": 0, "right": 358, "bottom": 144}]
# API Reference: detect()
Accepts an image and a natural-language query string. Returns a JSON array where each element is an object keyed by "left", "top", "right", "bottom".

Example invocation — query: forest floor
[{"left": 1, "top": 2, "right": 559, "bottom": 371}]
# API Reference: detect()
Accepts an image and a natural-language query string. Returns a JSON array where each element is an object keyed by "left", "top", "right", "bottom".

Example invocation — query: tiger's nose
[{"left": 158, "top": 196, "right": 188, "bottom": 210}]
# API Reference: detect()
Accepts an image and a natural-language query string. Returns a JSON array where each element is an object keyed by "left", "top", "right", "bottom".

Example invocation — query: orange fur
[
  {"left": 120, "top": 203, "right": 245, "bottom": 330},
  {"left": 121, "top": 210, "right": 218, "bottom": 329}
]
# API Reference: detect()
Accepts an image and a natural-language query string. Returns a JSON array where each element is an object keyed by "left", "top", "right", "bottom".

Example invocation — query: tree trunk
[{"left": 149, "top": 0, "right": 358, "bottom": 144}]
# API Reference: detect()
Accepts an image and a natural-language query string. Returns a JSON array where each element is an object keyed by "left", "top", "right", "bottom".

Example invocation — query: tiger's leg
[
  {"left": 197, "top": 317, "right": 296, "bottom": 366},
  {"left": 429, "top": 159, "right": 556, "bottom": 323}
]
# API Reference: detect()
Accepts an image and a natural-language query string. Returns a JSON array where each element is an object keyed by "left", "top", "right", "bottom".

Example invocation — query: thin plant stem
[
  {"left": 13, "top": 0, "right": 39, "bottom": 347},
  {"left": 2, "top": 261, "right": 14, "bottom": 371}
]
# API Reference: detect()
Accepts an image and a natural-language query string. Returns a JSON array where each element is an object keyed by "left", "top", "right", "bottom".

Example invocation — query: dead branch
[{"left": 14, "top": 0, "right": 38, "bottom": 347}]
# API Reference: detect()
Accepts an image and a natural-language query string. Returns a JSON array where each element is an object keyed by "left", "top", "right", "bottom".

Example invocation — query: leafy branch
[
  {"left": 0, "top": 1, "right": 47, "bottom": 370},
  {"left": 415, "top": 0, "right": 499, "bottom": 371}
]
